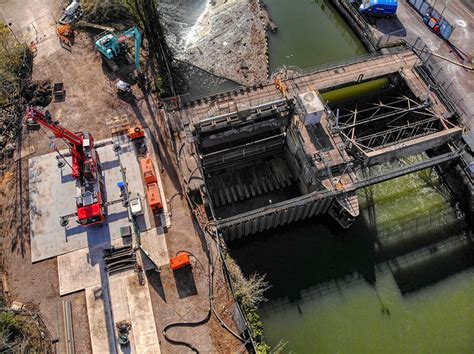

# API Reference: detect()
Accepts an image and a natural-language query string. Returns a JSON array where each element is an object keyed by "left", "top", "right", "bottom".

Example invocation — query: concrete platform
[
  {"left": 85, "top": 284, "right": 115, "bottom": 354},
  {"left": 140, "top": 227, "right": 170, "bottom": 270},
  {"left": 107, "top": 271, "right": 161, "bottom": 354},
  {"left": 29, "top": 141, "right": 134, "bottom": 262},
  {"left": 57, "top": 237, "right": 131, "bottom": 296},
  {"left": 29, "top": 133, "right": 170, "bottom": 262},
  {"left": 83, "top": 258, "right": 161, "bottom": 353}
]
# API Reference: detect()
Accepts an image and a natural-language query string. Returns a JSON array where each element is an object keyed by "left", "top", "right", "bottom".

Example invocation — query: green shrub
[{"left": 225, "top": 254, "right": 272, "bottom": 353}]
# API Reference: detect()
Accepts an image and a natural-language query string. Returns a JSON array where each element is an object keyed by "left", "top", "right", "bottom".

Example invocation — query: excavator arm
[{"left": 118, "top": 26, "right": 141, "bottom": 71}]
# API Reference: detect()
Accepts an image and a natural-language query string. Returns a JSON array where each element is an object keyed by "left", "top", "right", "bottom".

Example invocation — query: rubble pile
[
  {"left": 23, "top": 80, "right": 53, "bottom": 108},
  {"left": 184, "top": 0, "right": 269, "bottom": 85}
]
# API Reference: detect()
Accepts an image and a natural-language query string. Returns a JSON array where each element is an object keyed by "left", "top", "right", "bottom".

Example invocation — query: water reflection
[{"left": 230, "top": 170, "right": 474, "bottom": 353}]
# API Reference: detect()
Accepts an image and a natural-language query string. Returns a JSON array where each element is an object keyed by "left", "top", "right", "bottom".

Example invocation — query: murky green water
[
  {"left": 266, "top": 0, "right": 367, "bottom": 73},
  {"left": 228, "top": 3, "right": 473, "bottom": 352},
  {"left": 260, "top": 268, "right": 474, "bottom": 353},
  {"left": 230, "top": 167, "right": 474, "bottom": 353}
]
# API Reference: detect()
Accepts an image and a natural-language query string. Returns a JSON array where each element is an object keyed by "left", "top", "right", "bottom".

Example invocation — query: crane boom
[
  {"left": 27, "top": 107, "right": 82, "bottom": 147},
  {"left": 26, "top": 106, "right": 99, "bottom": 183},
  {"left": 26, "top": 106, "right": 106, "bottom": 227}
]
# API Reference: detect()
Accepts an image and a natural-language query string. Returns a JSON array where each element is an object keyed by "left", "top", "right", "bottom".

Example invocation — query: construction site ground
[{"left": 0, "top": 0, "right": 242, "bottom": 352}]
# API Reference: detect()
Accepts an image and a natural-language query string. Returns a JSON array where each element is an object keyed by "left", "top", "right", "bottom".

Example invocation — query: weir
[{"left": 165, "top": 47, "right": 467, "bottom": 242}]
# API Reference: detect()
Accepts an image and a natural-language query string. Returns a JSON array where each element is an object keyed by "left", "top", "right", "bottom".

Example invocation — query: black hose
[
  {"left": 162, "top": 208, "right": 246, "bottom": 352},
  {"left": 162, "top": 240, "right": 213, "bottom": 353}
]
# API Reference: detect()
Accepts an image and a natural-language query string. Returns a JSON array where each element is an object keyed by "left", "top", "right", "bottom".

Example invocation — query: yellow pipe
[{"left": 320, "top": 78, "right": 390, "bottom": 105}]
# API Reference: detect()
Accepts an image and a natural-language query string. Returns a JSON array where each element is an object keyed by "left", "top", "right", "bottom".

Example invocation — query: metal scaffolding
[{"left": 331, "top": 95, "right": 457, "bottom": 154}]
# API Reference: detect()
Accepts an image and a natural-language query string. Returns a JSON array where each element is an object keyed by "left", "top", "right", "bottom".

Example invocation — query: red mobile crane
[{"left": 26, "top": 106, "right": 106, "bottom": 226}]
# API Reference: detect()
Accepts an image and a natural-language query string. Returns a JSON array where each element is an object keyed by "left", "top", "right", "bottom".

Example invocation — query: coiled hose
[{"left": 162, "top": 217, "right": 246, "bottom": 352}]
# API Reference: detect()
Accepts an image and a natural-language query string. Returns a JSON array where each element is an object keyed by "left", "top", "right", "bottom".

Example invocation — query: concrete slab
[
  {"left": 57, "top": 237, "right": 131, "bottom": 295},
  {"left": 29, "top": 141, "right": 136, "bottom": 262},
  {"left": 58, "top": 247, "right": 101, "bottom": 296},
  {"left": 108, "top": 270, "right": 138, "bottom": 354},
  {"left": 125, "top": 274, "right": 161, "bottom": 354},
  {"left": 29, "top": 133, "right": 173, "bottom": 263},
  {"left": 108, "top": 271, "right": 161, "bottom": 354},
  {"left": 85, "top": 285, "right": 116, "bottom": 354},
  {"left": 140, "top": 227, "right": 170, "bottom": 269}
]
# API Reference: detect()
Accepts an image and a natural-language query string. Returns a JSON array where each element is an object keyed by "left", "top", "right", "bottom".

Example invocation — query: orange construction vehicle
[
  {"left": 56, "top": 24, "right": 74, "bottom": 47},
  {"left": 170, "top": 253, "right": 191, "bottom": 271},
  {"left": 139, "top": 157, "right": 163, "bottom": 213}
]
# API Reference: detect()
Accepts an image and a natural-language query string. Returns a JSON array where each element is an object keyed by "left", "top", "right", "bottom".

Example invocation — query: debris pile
[
  {"left": 160, "top": 0, "right": 270, "bottom": 85},
  {"left": 23, "top": 81, "right": 53, "bottom": 107}
]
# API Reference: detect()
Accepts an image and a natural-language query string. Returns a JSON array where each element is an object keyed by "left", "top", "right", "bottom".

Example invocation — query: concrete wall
[{"left": 217, "top": 195, "right": 333, "bottom": 242}]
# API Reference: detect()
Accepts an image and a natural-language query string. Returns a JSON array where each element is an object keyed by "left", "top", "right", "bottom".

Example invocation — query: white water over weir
[
  {"left": 157, "top": 0, "right": 210, "bottom": 56},
  {"left": 183, "top": 0, "right": 211, "bottom": 50}
]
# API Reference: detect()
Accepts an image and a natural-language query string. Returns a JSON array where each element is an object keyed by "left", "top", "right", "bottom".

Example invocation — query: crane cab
[
  {"left": 76, "top": 192, "right": 106, "bottom": 226},
  {"left": 75, "top": 160, "right": 106, "bottom": 227},
  {"left": 75, "top": 174, "right": 106, "bottom": 226}
]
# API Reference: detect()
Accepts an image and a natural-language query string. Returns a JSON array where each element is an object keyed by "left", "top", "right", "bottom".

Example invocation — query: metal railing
[
  {"left": 271, "top": 51, "right": 383, "bottom": 79},
  {"left": 408, "top": 37, "right": 474, "bottom": 128}
]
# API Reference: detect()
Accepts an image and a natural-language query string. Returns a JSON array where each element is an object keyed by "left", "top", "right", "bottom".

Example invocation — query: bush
[
  {"left": 225, "top": 254, "right": 271, "bottom": 353},
  {"left": 0, "top": 23, "right": 28, "bottom": 105},
  {"left": 81, "top": 0, "right": 131, "bottom": 22},
  {"left": 0, "top": 312, "right": 24, "bottom": 348}
]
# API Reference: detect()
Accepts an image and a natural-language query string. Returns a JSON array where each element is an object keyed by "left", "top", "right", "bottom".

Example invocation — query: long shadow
[
  {"left": 229, "top": 214, "right": 377, "bottom": 302},
  {"left": 101, "top": 159, "right": 121, "bottom": 171},
  {"left": 130, "top": 94, "right": 182, "bottom": 192},
  {"left": 11, "top": 132, "right": 30, "bottom": 257},
  {"left": 389, "top": 234, "right": 474, "bottom": 295},
  {"left": 173, "top": 266, "right": 198, "bottom": 299},
  {"left": 60, "top": 168, "right": 75, "bottom": 184},
  {"left": 371, "top": 16, "right": 407, "bottom": 37},
  {"left": 146, "top": 269, "right": 167, "bottom": 302},
  {"left": 86, "top": 222, "right": 117, "bottom": 352}
]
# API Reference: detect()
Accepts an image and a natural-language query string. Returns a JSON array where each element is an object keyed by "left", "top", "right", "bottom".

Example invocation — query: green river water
[
  {"left": 266, "top": 0, "right": 367, "bottom": 72},
  {"left": 231, "top": 168, "right": 474, "bottom": 353},
  {"left": 229, "top": 1, "right": 474, "bottom": 352}
]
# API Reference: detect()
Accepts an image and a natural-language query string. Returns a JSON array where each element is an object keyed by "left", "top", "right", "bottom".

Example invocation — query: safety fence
[
  {"left": 406, "top": 0, "right": 454, "bottom": 40},
  {"left": 409, "top": 37, "right": 474, "bottom": 128}
]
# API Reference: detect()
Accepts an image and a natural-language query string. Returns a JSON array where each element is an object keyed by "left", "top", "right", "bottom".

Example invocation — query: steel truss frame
[{"left": 332, "top": 95, "right": 456, "bottom": 153}]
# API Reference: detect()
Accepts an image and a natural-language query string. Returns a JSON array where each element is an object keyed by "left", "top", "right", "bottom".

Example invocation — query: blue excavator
[{"left": 95, "top": 26, "right": 142, "bottom": 73}]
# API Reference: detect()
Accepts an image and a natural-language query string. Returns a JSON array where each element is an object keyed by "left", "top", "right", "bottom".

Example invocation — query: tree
[
  {"left": 81, "top": 0, "right": 130, "bottom": 22},
  {"left": 121, "top": 0, "right": 179, "bottom": 96},
  {"left": 0, "top": 23, "right": 28, "bottom": 105}
]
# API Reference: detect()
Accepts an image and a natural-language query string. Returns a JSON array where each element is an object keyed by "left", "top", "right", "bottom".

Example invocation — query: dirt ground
[
  {"left": 0, "top": 2, "right": 244, "bottom": 353},
  {"left": 0, "top": 30, "right": 129, "bottom": 354},
  {"left": 144, "top": 115, "right": 244, "bottom": 351}
]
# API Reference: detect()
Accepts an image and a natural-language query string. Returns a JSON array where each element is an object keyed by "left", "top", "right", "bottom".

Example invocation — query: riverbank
[{"left": 174, "top": 0, "right": 270, "bottom": 85}]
